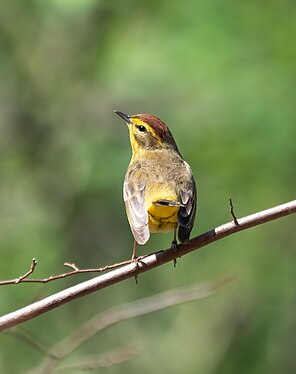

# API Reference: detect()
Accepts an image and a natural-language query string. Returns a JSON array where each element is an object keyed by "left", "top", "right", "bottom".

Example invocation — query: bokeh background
[{"left": 0, "top": 0, "right": 296, "bottom": 373}]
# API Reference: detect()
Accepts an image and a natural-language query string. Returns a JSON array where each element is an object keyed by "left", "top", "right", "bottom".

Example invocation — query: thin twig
[
  {"left": 0, "top": 199, "right": 295, "bottom": 332},
  {"left": 0, "top": 259, "right": 134, "bottom": 286},
  {"left": 64, "top": 263, "right": 80, "bottom": 271},
  {"left": 229, "top": 198, "right": 239, "bottom": 225},
  {"left": 15, "top": 258, "right": 38, "bottom": 284},
  {"left": 25, "top": 278, "right": 230, "bottom": 374}
]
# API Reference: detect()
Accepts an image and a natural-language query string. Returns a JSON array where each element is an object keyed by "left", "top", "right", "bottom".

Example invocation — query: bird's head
[{"left": 114, "top": 110, "right": 179, "bottom": 155}]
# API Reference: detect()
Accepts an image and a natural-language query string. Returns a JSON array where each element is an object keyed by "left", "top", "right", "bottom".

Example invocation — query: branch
[{"left": 0, "top": 199, "right": 295, "bottom": 331}]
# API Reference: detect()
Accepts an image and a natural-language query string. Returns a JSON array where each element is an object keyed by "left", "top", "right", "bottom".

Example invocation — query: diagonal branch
[{"left": 0, "top": 199, "right": 295, "bottom": 332}]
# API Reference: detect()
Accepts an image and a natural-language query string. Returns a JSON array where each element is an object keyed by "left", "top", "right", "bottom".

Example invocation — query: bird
[{"left": 114, "top": 110, "right": 197, "bottom": 261}]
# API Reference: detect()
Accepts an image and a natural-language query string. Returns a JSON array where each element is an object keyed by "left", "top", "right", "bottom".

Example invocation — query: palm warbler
[{"left": 115, "top": 110, "right": 197, "bottom": 260}]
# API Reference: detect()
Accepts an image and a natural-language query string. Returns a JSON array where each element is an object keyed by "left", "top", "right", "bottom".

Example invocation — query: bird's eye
[{"left": 138, "top": 125, "right": 146, "bottom": 132}]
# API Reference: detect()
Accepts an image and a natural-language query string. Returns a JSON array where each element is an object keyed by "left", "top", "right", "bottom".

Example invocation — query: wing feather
[{"left": 123, "top": 171, "right": 149, "bottom": 245}]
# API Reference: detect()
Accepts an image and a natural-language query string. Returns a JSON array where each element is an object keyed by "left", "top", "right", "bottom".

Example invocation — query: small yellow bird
[{"left": 115, "top": 110, "right": 197, "bottom": 260}]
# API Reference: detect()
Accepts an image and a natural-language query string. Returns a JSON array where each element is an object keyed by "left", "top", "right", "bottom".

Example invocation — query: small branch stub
[
  {"left": 15, "top": 258, "right": 37, "bottom": 284},
  {"left": 64, "top": 262, "right": 80, "bottom": 271},
  {"left": 229, "top": 198, "right": 239, "bottom": 225}
]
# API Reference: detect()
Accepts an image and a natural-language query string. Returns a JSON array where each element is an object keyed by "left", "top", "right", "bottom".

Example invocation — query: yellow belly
[
  {"left": 148, "top": 204, "right": 179, "bottom": 233},
  {"left": 145, "top": 183, "right": 179, "bottom": 233}
]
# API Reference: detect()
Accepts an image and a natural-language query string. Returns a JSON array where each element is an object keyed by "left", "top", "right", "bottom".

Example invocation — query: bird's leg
[
  {"left": 132, "top": 240, "right": 139, "bottom": 284},
  {"left": 132, "top": 240, "right": 137, "bottom": 261},
  {"left": 171, "top": 226, "right": 178, "bottom": 267},
  {"left": 131, "top": 240, "right": 148, "bottom": 284},
  {"left": 171, "top": 226, "right": 177, "bottom": 248}
]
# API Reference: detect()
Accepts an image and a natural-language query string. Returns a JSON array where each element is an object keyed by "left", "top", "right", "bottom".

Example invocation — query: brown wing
[
  {"left": 123, "top": 165, "right": 149, "bottom": 245},
  {"left": 178, "top": 162, "right": 197, "bottom": 243}
]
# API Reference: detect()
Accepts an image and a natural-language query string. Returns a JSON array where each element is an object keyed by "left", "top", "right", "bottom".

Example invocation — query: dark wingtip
[{"left": 178, "top": 227, "right": 191, "bottom": 243}]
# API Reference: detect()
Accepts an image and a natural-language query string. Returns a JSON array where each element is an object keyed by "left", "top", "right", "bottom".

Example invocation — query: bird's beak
[{"left": 114, "top": 110, "right": 132, "bottom": 124}]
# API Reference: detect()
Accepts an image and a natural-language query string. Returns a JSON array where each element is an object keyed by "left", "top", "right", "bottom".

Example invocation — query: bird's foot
[
  {"left": 131, "top": 255, "right": 144, "bottom": 284},
  {"left": 170, "top": 240, "right": 178, "bottom": 267}
]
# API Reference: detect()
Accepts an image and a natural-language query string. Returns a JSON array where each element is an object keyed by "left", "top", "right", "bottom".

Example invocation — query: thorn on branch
[
  {"left": 15, "top": 258, "right": 37, "bottom": 284},
  {"left": 229, "top": 198, "right": 239, "bottom": 226}
]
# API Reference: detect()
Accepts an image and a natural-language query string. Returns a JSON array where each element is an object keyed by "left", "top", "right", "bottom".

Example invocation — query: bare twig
[
  {"left": 15, "top": 258, "right": 38, "bottom": 284},
  {"left": 0, "top": 259, "right": 134, "bottom": 286},
  {"left": 229, "top": 198, "right": 239, "bottom": 225},
  {"left": 0, "top": 199, "right": 295, "bottom": 332},
  {"left": 25, "top": 278, "right": 230, "bottom": 374},
  {"left": 64, "top": 263, "right": 79, "bottom": 271}
]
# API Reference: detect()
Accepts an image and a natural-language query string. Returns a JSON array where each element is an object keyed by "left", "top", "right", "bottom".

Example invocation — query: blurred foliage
[{"left": 0, "top": 0, "right": 296, "bottom": 373}]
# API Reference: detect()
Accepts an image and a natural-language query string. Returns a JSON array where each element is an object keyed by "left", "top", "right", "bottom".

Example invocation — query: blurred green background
[{"left": 0, "top": 0, "right": 295, "bottom": 373}]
